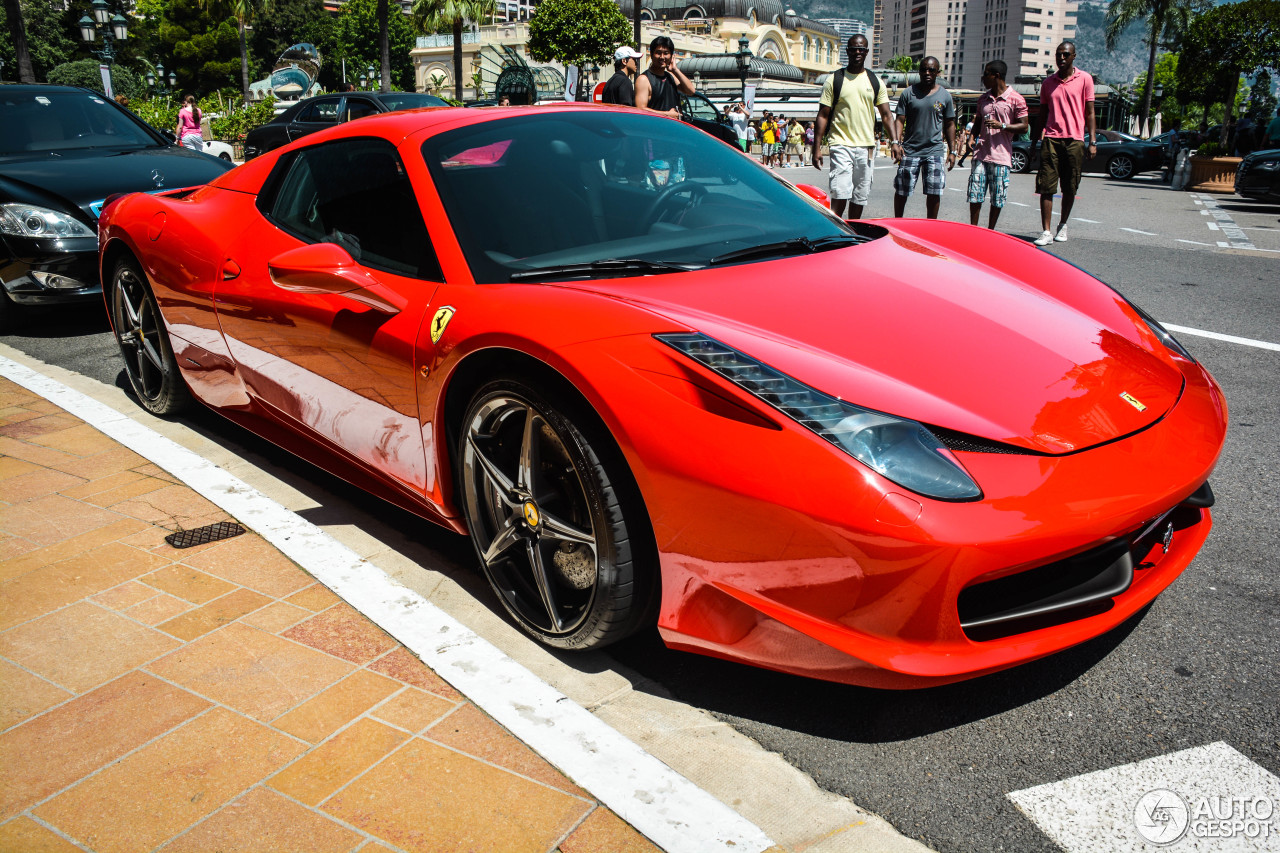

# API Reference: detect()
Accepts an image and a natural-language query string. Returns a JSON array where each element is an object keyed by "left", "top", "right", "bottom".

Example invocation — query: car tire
[
  {"left": 109, "top": 256, "right": 190, "bottom": 416},
  {"left": 219, "top": 153, "right": 232, "bottom": 161},
  {"left": 458, "top": 378, "right": 655, "bottom": 650},
  {"left": 1011, "top": 149, "right": 1029, "bottom": 173},
  {"left": 1108, "top": 154, "right": 1135, "bottom": 180}
]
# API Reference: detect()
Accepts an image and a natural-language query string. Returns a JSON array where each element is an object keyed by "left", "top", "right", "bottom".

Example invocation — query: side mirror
[
  {"left": 159, "top": 129, "right": 178, "bottom": 145},
  {"left": 267, "top": 242, "right": 401, "bottom": 313},
  {"left": 795, "top": 183, "right": 830, "bottom": 207}
]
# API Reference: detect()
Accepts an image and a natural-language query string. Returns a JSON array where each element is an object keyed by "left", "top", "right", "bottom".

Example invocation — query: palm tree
[
  {"left": 1105, "top": 0, "right": 1195, "bottom": 132},
  {"left": 377, "top": 0, "right": 389, "bottom": 93},
  {"left": 3, "top": 0, "right": 36, "bottom": 82},
  {"left": 201, "top": 0, "right": 275, "bottom": 105},
  {"left": 412, "top": 0, "right": 496, "bottom": 101}
]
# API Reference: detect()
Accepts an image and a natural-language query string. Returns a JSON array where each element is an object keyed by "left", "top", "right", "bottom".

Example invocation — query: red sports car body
[{"left": 98, "top": 104, "right": 1227, "bottom": 688}]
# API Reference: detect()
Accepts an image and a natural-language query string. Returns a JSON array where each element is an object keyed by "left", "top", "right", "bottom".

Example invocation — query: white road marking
[
  {"left": 1191, "top": 193, "right": 1257, "bottom": 250},
  {"left": 1163, "top": 324, "right": 1280, "bottom": 352},
  {"left": 1073, "top": 218, "right": 1101, "bottom": 223},
  {"left": 1009, "top": 742, "right": 1280, "bottom": 852},
  {"left": 1008, "top": 201, "right": 1030, "bottom": 207},
  {"left": 0, "top": 355, "right": 775, "bottom": 853},
  {"left": 1119, "top": 227, "right": 1157, "bottom": 235},
  {"left": 1177, "top": 239, "right": 1216, "bottom": 246}
]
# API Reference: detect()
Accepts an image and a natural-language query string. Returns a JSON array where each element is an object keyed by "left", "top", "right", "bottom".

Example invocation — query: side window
[
  {"left": 261, "top": 138, "right": 442, "bottom": 280},
  {"left": 683, "top": 94, "right": 718, "bottom": 122},
  {"left": 297, "top": 99, "right": 339, "bottom": 124},
  {"left": 343, "top": 98, "right": 380, "bottom": 122}
]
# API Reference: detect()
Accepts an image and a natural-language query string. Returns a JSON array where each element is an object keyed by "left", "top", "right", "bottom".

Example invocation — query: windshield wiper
[
  {"left": 509, "top": 258, "right": 701, "bottom": 282},
  {"left": 709, "top": 234, "right": 866, "bottom": 266}
]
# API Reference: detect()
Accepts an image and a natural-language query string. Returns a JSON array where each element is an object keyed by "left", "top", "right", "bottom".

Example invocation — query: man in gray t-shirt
[{"left": 891, "top": 56, "right": 956, "bottom": 218}]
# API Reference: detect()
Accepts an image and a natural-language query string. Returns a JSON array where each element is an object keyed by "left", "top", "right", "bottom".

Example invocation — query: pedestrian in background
[
  {"left": 761, "top": 112, "right": 779, "bottom": 166},
  {"left": 813, "top": 33, "right": 897, "bottom": 219},
  {"left": 728, "top": 101, "right": 751, "bottom": 151},
  {"left": 1266, "top": 107, "right": 1280, "bottom": 148},
  {"left": 957, "top": 119, "right": 973, "bottom": 166},
  {"left": 635, "top": 36, "right": 695, "bottom": 118},
  {"left": 967, "top": 60, "right": 1028, "bottom": 230},
  {"left": 747, "top": 121, "right": 757, "bottom": 153},
  {"left": 174, "top": 95, "right": 203, "bottom": 151},
  {"left": 786, "top": 116, "right": 804, "bottom": 165},
  {"left": 1034, "top": 40, "right": 1095, "bottom": 246},
  {"left": 804, "top": 121, "right": 815, "bottom": 164},
  {"left": 602, "top": 46, "right": 642, "bottom": 106},
  {"left": 891, "top": 55, "right": 955, "bottom": 219}
]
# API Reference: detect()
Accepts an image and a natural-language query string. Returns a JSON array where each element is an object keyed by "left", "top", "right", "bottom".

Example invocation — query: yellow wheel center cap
[{"left": 523, "top": 501, "right": 540, "bottom": 529}]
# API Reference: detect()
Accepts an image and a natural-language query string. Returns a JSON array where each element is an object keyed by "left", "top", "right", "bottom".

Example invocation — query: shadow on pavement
[
  {"left": 609, "top": 605, "right": 1148, "bottom": 742},
  {"left": 3, "top": 302, "right": 111, "bottom": 338}
]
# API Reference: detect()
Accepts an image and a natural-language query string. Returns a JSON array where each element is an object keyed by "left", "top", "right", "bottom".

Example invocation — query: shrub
[
  {"left": 47, "top": 59, "right": 145, "bottom": 101},
  {"left": 1195, "top": 141, "right": 1225, "bottom": 157}
]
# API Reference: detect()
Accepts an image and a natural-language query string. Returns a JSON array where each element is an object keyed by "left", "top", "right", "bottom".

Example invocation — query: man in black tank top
[{"left": 635, "top": 35, "right": 695, "bottom": 118}]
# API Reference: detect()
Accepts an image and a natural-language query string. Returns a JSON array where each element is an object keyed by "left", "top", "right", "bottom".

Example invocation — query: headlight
[
  {"left": 0, "top": 203, "right": 95, "bottom": 238},
  {"left": 657, "top": 333, "right": 983, "bottom": 501},
  {"left": 1127, "top": 300, "right": 1196, "bottom": 362}
]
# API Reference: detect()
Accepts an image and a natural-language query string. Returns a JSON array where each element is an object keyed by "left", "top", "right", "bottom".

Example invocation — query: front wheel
[
  {"left": 458, "top": 379, "right": 655, "bottom": 650},
  {"left": 1108, "top": 154, "right": 1135, "bottom": 180},
  {"left": 110, "top": 256, "right": 190, "bottom": 415}
]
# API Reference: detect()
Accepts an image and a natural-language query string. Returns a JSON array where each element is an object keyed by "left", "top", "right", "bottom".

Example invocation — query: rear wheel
[
  {"left": 1108, "top": 154, "right": 1135, "bottom": 180},
  {"left": 110, "top": 257, "right": 190, "bottom": 415},
  {"left": 1010, "top": 149, "right": 1029, "bottom": 173},
  {"left": 458, "top": 378, "right": 654, "bottom": 650}
]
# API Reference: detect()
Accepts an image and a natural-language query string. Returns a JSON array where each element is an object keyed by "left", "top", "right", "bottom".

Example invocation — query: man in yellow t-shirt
[{"left": 812, "top": 33, "right": 897, "bottom": 218}]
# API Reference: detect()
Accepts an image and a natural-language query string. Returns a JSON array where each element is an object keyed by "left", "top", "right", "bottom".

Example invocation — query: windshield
[
  {"left": 421, "top": 110, "right": 861, "bottom": 283},
  {"left": 381, "top": 93, "right": 449, "bottom": 111},
  {"left": 0, "top": 90, "right": 162, "bottom": 156}
]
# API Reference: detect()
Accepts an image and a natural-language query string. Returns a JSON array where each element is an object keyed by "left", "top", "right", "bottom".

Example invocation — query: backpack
[{"left": 830, "top": 68, "right": 881, "bottom": 113}]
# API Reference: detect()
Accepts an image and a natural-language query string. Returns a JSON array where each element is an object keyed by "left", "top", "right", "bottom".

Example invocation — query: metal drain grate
[{"left": 165, "top": 521, "right": 247, "bottom": 549}]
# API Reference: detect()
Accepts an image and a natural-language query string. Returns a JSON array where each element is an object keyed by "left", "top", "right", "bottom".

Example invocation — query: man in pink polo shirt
[
  {"left": 1034, "top": 40, "right": 1096, "bottom": 246},
  {"left": 967, "top": 60, "right": 1029, "bottom": 230}
]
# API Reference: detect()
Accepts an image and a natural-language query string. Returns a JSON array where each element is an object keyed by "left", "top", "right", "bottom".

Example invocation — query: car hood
[
  {"left": 0, "top": 146, "right": 232, "bottom": 221},
  {"left": 560, "top": 232, "right": 1184, "bottom": 455}
]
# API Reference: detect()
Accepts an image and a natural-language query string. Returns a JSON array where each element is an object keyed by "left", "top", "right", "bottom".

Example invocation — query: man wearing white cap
[{"left": 602, "top": 46, "right": 642, "bottom": 106}]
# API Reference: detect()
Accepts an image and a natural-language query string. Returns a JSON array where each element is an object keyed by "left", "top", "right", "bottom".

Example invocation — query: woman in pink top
[{"left": 175, "top": 95, "right": 203, "bottom": 151}]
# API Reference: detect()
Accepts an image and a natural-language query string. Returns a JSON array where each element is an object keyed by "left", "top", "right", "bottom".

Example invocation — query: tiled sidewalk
[{"left": 0, "top": 377, "right": 660, "bottom": 853}]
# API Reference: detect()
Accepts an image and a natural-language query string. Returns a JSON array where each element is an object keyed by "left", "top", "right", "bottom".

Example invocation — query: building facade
[
  {"left": 877, "top": 0, "right": 1075, "bottom": 87},
  {"left": 816, "top": 18, "right": 871, "bottom": 67}
]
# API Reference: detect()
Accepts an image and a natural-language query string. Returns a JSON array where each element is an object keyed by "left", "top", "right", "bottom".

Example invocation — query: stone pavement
[{"left": 0, "top": 376, "right": 662, "bottom": 853}]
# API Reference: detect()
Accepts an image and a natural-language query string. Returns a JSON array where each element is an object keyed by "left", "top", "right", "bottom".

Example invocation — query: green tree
[
  {"left": 333, "top": 0, "right": 415, "bottom": 91},
  {"left": 414, "top": 0, "right": 496, "bottom": 101},
  {"left": 1176, "top": 0, "right": 1280, "bottom": 144},
  {"left": 199, "top": 0, "right": 274, "bottom": 105},
  {"left": 1104, "top": 0, "right": 1196, "bottom": 131},
  {"left": 47, "top": 57, "right": 145, "bottom": 98},
  {"left": 1132, "top": 50, "right": 1181, "bottom": 123},
  {"left": 886, "top": 54, "right": 915, "bottom": 72},
  {"left": 160, "top": 0, "right": 241, "bottom": 95},
  {"left": 1246, "top": 69, "right": 1276, "bottom": 122},
  {"left": 525, "top": 0, "right": 628, "bottom": 99}
]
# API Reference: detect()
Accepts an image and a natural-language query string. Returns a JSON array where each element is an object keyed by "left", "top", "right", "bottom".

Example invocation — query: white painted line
[
  {"left": 1119, "top": 227, "right": 1157, "bottom": 235},
  {"left": 1162, "top": 324, "right": 1280, "bottom": 352},
  {"left": 1194, "top": 194, "right": 1257, "bottom": 249},
  {"left": 1073, "top": 217, "right": 1101, "bottom": 223},
  {"left": 1177, "top": 239, "right": 1215, "bottom": 246},
  {"left": 0, "top": 355, "right": 775, "bottom": 853},
  {"left": 1008, "top": 201, "right": 1029, "bottom": 207},
  {"left": 1009, "top": 742, "right": 1280, "bottom": 852},
  {"left": 1206, "top": 221, "right": 1221, "bottom": 231},
  {"left": 1200, "top": 209, "right": 1211, "bottom": 215}
]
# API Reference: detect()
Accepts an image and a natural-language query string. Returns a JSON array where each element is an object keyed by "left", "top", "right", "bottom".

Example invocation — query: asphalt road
[{"left": 4, "top": 170, "right": 1278, "bottom": 853}]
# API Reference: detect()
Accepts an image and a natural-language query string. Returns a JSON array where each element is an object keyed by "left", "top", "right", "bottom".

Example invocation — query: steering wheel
[{"left": 641, "top": 181, "right": 707, "bottom": 228}]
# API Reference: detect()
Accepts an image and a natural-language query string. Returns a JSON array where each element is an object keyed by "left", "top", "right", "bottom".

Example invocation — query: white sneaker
[
  {"left": 1054, "top": 224, "right": 1069, "bottom": 242},
  {"left": 1034, "top": 230, "right": 1054, "bottom": 246}
]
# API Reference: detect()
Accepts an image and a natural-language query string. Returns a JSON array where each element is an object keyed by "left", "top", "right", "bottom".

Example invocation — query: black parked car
[
  {"left": 0, "top": 84, "right": 234, "bottom": 330},
  {"left": 679, "top": 92, "right": 740, "bottom": 147},
  {"left": 1010, "top": 130, "right": 1167, "bottom": 179},
  {"left": 243, "top": 91, "right": 449, "bottom": 160},
  {"left": 1235, "top": 148, "right": 1280, "bottom": 203}
]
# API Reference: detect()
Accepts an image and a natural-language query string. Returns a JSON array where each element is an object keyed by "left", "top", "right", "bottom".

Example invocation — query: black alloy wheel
[
  {"left": 110, "top": 257, "right": 190, "bottom": 415},
  {"left": 1108, "top": 154, "right": 1136, "bottom": 180},
  {"left": 458, "top": 379, "right": 654, "bottom": 650}
]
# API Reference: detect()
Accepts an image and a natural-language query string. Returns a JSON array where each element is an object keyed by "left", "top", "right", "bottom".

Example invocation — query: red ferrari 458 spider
[{"left": 98, "top": 104, "right": 1227, "bottom": 688}]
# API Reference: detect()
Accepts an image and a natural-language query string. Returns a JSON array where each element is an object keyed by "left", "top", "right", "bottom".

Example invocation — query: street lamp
[
  {"left": 734, "top": 35, "right": 753, "bottom": 102},
  {"left": 145, "top": 60, "right": 177, "bottom": 96},
  {"left": 78, "top": 0, "right": 129, "bottom": 65},
  {"left": 367, "top": 64, "right": 377, "bottom": 91},
  {"left": 359, "top": 73, "right": 368, "bottom": 89}
]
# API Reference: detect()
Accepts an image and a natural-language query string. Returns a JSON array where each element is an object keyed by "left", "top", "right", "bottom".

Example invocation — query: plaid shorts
[
  {"left": 967, "top": 161, "right": 1010, "bottom": 207},
  {"left": 893, "top": 155, "right": 946, "bottom": 196}
]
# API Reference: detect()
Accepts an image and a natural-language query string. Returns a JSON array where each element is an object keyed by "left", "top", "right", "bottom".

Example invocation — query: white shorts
[{"left": 828, "top": 145, "right": 874, "bottom": 203}]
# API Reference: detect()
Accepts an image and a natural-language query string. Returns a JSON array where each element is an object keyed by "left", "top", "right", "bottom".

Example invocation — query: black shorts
[{"left": 1037, "top": 138, "right": 1086, "bottom": 197}]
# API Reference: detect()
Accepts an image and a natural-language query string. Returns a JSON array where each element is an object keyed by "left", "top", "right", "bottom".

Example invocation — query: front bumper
[{"left": 0, "top": 234, "right": 102, "bottom": 306}]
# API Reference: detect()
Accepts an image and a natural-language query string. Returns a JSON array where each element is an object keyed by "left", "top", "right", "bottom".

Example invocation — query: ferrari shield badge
[
  {"left": 1120, "top": 392, "right": 1147, "bottom": 412},
  {"left": 430, "top": 306, "right": 455, "bottom": 344}
]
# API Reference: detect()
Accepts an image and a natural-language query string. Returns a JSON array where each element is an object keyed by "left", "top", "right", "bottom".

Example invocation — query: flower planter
[{"left": 1187, "top": 156, "right": 1242, "bottom": 193}]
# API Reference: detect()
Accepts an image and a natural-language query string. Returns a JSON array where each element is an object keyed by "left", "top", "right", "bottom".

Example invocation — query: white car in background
[{"left": 201, "top": 139, "right": 235, "bottom": 162}]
